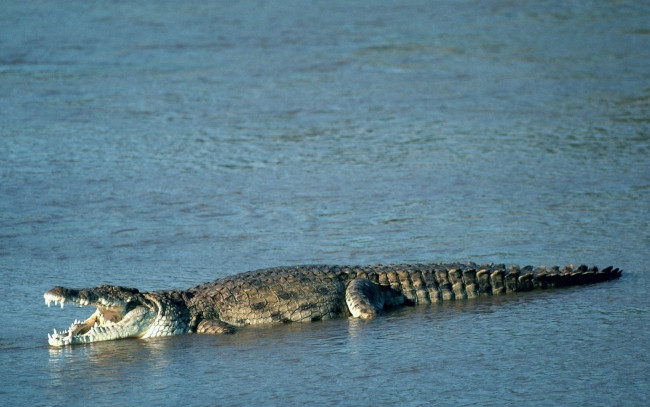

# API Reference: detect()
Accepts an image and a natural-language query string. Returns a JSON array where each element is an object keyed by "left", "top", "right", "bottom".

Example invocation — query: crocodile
[{"left": 44, "top": 262, "right": 622, "bottom": 346}]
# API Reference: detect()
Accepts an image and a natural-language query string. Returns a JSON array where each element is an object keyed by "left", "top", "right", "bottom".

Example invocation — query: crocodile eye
[{"left": 125, "top": 302, "right": 138, "bottom": 312}]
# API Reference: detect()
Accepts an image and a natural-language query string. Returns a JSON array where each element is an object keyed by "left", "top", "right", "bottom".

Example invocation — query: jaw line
[{"left": 45, "top": 295, "right": 157, "bottom": 346}]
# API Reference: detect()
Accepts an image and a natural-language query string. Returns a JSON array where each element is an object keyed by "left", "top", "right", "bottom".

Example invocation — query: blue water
[{"left": 1, "top": 1, "right": 649, "bottom": 406}]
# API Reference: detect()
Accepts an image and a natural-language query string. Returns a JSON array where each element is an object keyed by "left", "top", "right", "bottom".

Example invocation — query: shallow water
[{"left": 1, "top": 1, "right": 649, "bottom": 406}]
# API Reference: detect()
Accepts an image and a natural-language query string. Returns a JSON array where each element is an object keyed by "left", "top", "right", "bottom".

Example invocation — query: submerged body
[{"left": 44, "top": 263, "right": 622, "bottom": 346}]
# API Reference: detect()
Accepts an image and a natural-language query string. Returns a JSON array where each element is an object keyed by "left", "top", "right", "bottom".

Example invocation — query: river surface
[{"left": 1, "top": 1, "right": 649, "bottom": 406}]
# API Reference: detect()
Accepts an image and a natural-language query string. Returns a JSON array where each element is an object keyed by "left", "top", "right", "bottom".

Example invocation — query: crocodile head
[{"left": 44, "top": 285, "right": 189, "bottom": 346}]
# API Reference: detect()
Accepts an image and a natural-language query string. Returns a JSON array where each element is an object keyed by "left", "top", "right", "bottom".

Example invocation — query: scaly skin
[{"left": 44, "top": 263, "right": 622, "bottom": 346}]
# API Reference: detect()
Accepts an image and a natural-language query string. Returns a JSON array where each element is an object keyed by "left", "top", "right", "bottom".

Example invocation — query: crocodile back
[
  {"left": 185, "top": 263, "right": 621, "bottom": 327},
  {"left": 187, "top": 265, "right": 349, "bottom": 326}
]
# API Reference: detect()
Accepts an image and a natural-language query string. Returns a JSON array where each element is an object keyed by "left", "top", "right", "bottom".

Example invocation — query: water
[{"left": 1, "top": 0, "right": 648, "bottom": 405}]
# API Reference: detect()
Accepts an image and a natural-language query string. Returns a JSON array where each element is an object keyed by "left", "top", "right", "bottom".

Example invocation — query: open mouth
[
  {"left": 44, "top": 285, "right": 154, "bottom": 346},
  {"left": 45, "top": 292, "right": 128, "bottom": 346}
]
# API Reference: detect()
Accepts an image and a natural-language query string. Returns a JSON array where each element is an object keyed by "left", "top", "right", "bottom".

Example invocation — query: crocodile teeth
[
  {"left": 44, "top": 292, "right": 92, "bottom": 309},
  {"left": 44, "top": 295, "right": 67, "bottom": 309}
]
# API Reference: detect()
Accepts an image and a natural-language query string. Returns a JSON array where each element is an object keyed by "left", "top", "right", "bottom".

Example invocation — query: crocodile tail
[
  {"left": 458, "top": 264, "right": 622, "bottom": 299},
  {"left": 528, "top": 264, "right": 622, "bottom": 289},
  {"left": 374, "top": 264, "right": 622, "bottom": 305}
]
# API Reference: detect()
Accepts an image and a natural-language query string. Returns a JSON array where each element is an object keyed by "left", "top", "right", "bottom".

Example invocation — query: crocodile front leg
[{"left": 196, "top": 319, "right": 236, "bottom": 334}]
